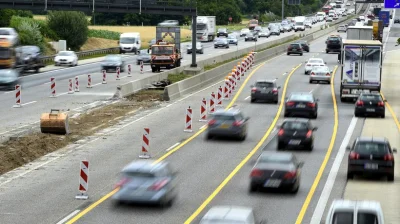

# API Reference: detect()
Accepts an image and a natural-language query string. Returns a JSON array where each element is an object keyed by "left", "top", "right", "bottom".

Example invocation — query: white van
[
  {"left": 325, "top": 200, "right": 384, "bottom": 224},
  {"left": 119, "top": 32, "right": 141, "bottom": 54},
  {"left": 294, "top": 16, "right": 306, "bottom": 31},
  {"left": 200, "top": 206, "right": 258, "bottom": 224},
  {"left": 316, "top": 12, "right": 325, "bottom": 21}
]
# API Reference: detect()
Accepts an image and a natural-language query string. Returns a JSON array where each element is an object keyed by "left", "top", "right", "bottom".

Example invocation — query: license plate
[
  {"left": 364, "top": 163, "right": 378, "bottom": 169},
  {"left": 289, "top": 140, "right": 301, "bottom": 145},
  {"left": 296, "top": 104, "right": 306, "bottom": 108},
  {"left": 264, "top": 179, "right": 281, "bottom": 188},
  {"left": 366, "top": 108, "right": 375, "bottom": 112},
  {"left": 220, "top": 124, "right": 230, "bottom": 129}
]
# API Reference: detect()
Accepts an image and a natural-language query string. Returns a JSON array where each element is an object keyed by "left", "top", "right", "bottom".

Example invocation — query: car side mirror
[
  {"left": 325, "top": 62, "right": 327, "bottom": 64},
  {"left": 393, "top": 148, "right": 397, "bottom": 153},
  {"left": 383, "top": 99, "right": 387, "bottom": 102},
  {"left": 346, "top": 146, "right": 351, "bottom": 151},
  {"left": 298, "top": 162, "right": 304, "bottom": 167},
  {"left": 250, "top": 85, "right": 254, "bottom": 88},
  {"left": 313, "top": 127, "right": 318, "bottom": 131}
]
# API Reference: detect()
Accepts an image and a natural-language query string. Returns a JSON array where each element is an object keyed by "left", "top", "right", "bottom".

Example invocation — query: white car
[
  {"left": 333, "top": 15, "right": 339, "bottom": 20},
  {"left": 240, "top": 28, "right": 250, "bottom": 37},
  {"left": 346, "top": 2, "right": 350, "bottom": 6},
  {"left": 326, "top": 17, "right": 333, "bottom": 22},
  {"left": 200, "top": 206, "right": 259, "bottom": 224},
  {"left": 0, "top": 28, "right": 18, "bottom": 45},
  {"left": 54, "top": 51, "right": 78, "bottom": 66},
  {"left": 304, "top": 58, "right": 325, "bottom": 74}
]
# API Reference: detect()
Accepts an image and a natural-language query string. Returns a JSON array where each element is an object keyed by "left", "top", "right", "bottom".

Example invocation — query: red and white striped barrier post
[
  {"left": 217, "top": 86, "right": 223, "bottom": 105},
  {"left": 184, "top": 106, "right": 193, "bottom": 132},
  {"left": 223, "top": 78, "right": 230, "bottom": 100},
  {"left": 102, "top": 70, "right": 107, "bottom": 84},
  {"left": 245, "top": 56, "right": 250, "bottom": 71},
  {"left": 251, "top": 51, "right": 255, "bottom": 65},
  {"left": 68, "top": 78, "right": 74, "bottom": 94},
  {"left": 74, "top": 76, "right": 80, "bottom": 92},
  {"left": 87, "top": 74, "right": 92, "bottom": 88},
  {"left": 127, "top": 64, "right": 132, "bottom": 77},
  {"left": 139, "top": 128, "right": 151, "bottom": 158},
  {"left": 241, "top": 60, "right": 246, "bottom": 76},
  {"left": 209, "top": 92, "right": 215, "bottom": 114},
  {"left": 236, "top": 64, "right": 241, "bottom": 82},
  {"left": 229, "top": 75, "right": 234, "bottom": 96},
  {"left": 13, "top": 84, "right": 21, "bottom": 108},
  {"left": 140, "top": 61, "right": 144, "bottom": 74},
  {"left": 50, "top": 77, "right": 56, "bottom": 97},
  {"left": 116, "top": 67, "right": 120, "bottom": 80},
  {"left": 75, "top": 160, "right": 89, "bottom": 200},
  {"left": 199, "top": 98, "right": 207, "bottom": 122},
  {"left": 231, "top": 69, "right": 237, "bottom": 91}
]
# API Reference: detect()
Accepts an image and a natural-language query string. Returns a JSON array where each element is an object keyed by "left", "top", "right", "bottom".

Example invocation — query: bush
[
  {"left": 397, "top": 38, "right": 400, "bottom": 45},
  {"left": 88, "top": 29, "right": 120, "bottom": 40},
  {"left": 35, "top": 20, "right": 59, "bottom": 40},
  {"left": 9, "top": 16, "right": 45, "bottom": 50},
  {"left": 47, "top": 11, "right": 89, "bottom": 51}
]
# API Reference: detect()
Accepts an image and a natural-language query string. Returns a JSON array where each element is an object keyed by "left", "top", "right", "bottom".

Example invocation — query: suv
[
  {"left": 325, "top": 35, "right": 342, "bottom": 53},
  {"left": 250, "top": 80, "right": 280, "bottom": 104},
  {"left": 287, "top": 43, "right": 303, "bottom": 56},
  {"left": 206, "top": 107, "right": 250, "bottom": 141},
  {"left": 217, "top": 28, "right": 228, "bottom": 37}
]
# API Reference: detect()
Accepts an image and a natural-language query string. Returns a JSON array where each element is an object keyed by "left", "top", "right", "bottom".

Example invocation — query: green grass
[
  {"left": 88, "top": 29, "right": 120, "bottom": 40},
  {"left": 168, "top": 73, "right": 192, "bottom": 83}
]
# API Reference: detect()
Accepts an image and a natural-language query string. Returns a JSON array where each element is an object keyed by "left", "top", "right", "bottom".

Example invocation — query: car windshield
[
  {"left": 212, "top": 115, "right": 236, "bottom": 121},
  {"left": 0, "top": 70, "right": 16, "bottom": 77},
  {"left": 259, "top": 154, "right": 292, "bottom": 164},
  {"left": 290, "top": 44, "right": 300, "bottom": 48},
  {"left": 295, "top": 22, "right": 303, "bottom": 25},
  {"left": 329, "top": 37, "right": 340, "bottom": 41},
  {"left": 309, "top": 59, "right": 324, "bottom": 64},
  {"left": 333, "top": 211, "right": 353, "bottom": 223},
  {"left": 123, "top": 171, "right": 155, "bottom": 178},
  {"left": 357, "top": 212, "right": 379, "bottom": 224},
  {"left": 218, "top": 28, "right": 226, "bottom": 32},
  {"left": 228, "top": 34, "right": 236, "bottom": 38},
  {"left": 151, "top": 46, "right": 174, "bottom": 55},
  {"left": 58, "top": 52, "right": 73, "bottom": 56},
  {"left": 360, "top": 95, "right": 382, "bottom": 101},
  {"left": 105, "top": 56, "right": 120, "bottom": 62},
  {"left": 289, "top": 94, "right": 313, "bottom": 101},
  {"left": 355, "top": 142, "right": 388, "bottom": 154},
  {"left": 139, "top": 50, "right": 149, "bottom": 55},
  {"left": 0, "top": 30, "right": 10, "bottom": 35},
  {"left": 241, "top": 29, "right": 249, "bottom": 32},
  {"left": 255, "top": 82, "right": 274, "bottom": 88},
  {"left": 282, "top": 121, "right": 308, "bottom": 130}
]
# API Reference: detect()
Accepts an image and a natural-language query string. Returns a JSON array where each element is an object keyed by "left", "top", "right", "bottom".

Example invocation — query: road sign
[{"left": 384, "top": 0, "right": 400, "bottom": 8}]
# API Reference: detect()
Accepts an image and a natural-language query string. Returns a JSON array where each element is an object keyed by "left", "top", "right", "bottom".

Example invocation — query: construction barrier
[
  {"left": 75, "top": 160, "right": 89, "bottom": 200},
  {"left": 40, "top": 109, "right": 69, "bottom": 135},
  {"left": 87, "top": 74, "right": 92, "bottom": 88},
  {"left": 236, "top": 65, "right": 241, "bottom": 82},
  {"left": 74, "top": 76, "right": 80, "bottom": 92},
  {"left": 50, "top": 77, "right": 56, "bottom": 97},
  {"left": 217, "top": 86, "right": 223, "bottom": 105},
  {"left": 199, "top": 98, "right": 207, "bottom": 122},
  {"left": 209, "top": 92, "right": 215, "bottom": 114},
  {"left": 140, "top": 61, "right": 143, "bottom": 74},
  {"left": 223, "top": 79, "right": 230, "bottom": 100},
  {"left": 127, "top": 64, "right": 132, "bottom": 77},
  {"left": 13, "top": 84, "right": 21, "bottom": 108},
  {"left": 184, "top": 106, "right": 193, "bottom": 132},
  {"left": 139, "top": 128, "right": 151, "bottom": 158},
  {"left": 102, "top": 70, "right": 107, "bottom": 84},
  {"left": 231, "top": 69, "right": 237, "bottom": 91},
  {"left": 116, "top": 67, "right": 120, "bottom": 80},
  {"left": 68, "top": 78, "right": 74, "bottom": 94},
  {"left": 228, "top": 75, "right": 233, "bottom": 96},
  {"left": 241, "top": 60, "right": 246, "bottom": 76}
]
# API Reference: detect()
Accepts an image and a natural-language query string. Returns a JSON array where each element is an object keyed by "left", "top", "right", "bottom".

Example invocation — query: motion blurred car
[
  {"left": 284, "top": 92, "right": 319, "bottom": 118},
  {"left": 287, "top": 43, "right": 303, "bottom": 56},
  {"left": 200, "top": 206, "right": 258, "bottom": 224},
  {"left": 158, "top": 20, "right": 178, "bottom": 26},
  {"left": 227, "top": 33, "right": 238, "bottom": 45},
  {"left": 354, "top": 93, "right": 386, "bottom": 118},
  {"left": 325, "top": 35, "right": 342, "bottom": 53},
  {"left": 337, "top": 24, "right": 347, "bottom": 32},
  {"left": 249, "top": 151, "right": 303, "bottom": 193},
  {"left": 395, "top": 18, "right": 400, "bottom": 23},
  {"left": 206, "top": 107, "right": 249, "bottom": 140},
  {"left": 15, "top": 45, "right": 46, "bottom": 73},
  {"left": 296, "top": 40, "right": 310, "bottom": 52},
  {"left": 309, "top": 65, "right": 332, "bottom": 84},
  {"left": 148, "top": 38, "right": 156, "bottom": 48},
  {"left": 187, "top": 42, "right": 204, "bottom": 54},
  {"left": 136, "top": 49, "right": 151, "bottom": 65},
  {"left": 347, "top": 137, "right": 397, "bottom": 181},
  {"left": 0, "top": 28, "right": 18, "bottom": 45},
  {"left": 54, "top": 51, "right": 78, "bottom": 66},
  {"left": 217, "top": 28, "right": 228, "bottom": 37},
  {"left": 101, "top": 54, "right": 125, "bottom": 72},
  {"left": 250, "top": 80, "right": 280, "bottom": 104},
  {"left": 240, "top": 28, "right": 250, "bottom": 37},
  {"left": 304, "top": 57, "right": 325, "bottom": 74},
  {"left": 214, "top": 37, "right": 229, "bottom": 48},
  {"left": 277, "top": 118, "right": 317, "bottom": 151},
  {"left": 325, "top": 200, "right": 385, "bottom": 224},
  {"left": 244, "top": 32, "right": 257, "bottom": 42},
  {"left": 112, "top": 160, "right": 178, "bottom": 206},
  {"left": 282, "top": 24, "right": 292, "bottom": 32},
  {"left": 269, "top": 25, "right": 281, "bottom": 36},
  {"left": 258, "top": 28, "right": 270, "bottom": 38},
  {"left": 0, "top": 69, "right": 19, "bottom": 90}
]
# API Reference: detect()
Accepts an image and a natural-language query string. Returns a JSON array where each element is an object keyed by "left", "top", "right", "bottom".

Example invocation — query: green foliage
[
  {"left": 47, "top": 11, "right": 89, "bottom": 51},
  {"left": 0, "top": 9, "right": 33, "bottom": 27},
  {"left": 88, "top": 29, "right": 120, "bottom": 40},
  {"left": 397, "top": 38, "right": 400, "bottom": 45},
  {"left": 35, "top": 20, "right": 59, "bottom": 40},
  {"left": 9, "top": 16, "right": 45, "bottom": 50}
]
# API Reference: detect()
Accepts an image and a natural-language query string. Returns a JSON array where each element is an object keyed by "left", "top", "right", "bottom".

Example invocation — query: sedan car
[
  {"left": 227, "top": 33, "right": 238, "bottom": 45},
  {"left": 282, "top": 24, "right": 292, "bottom": 32},
  {"left": 158, "top": 20, "right": 178, "bottom": 26},
  {"left": 250, "top": 80, "right": 280, "bottom": 104},
  {"left": 217, "top": 28, "right": 228, "bottom": 37},
  {"left": 112, "top": 160, "right": 178, "bottom": 206},
  {"left": 337, "top": 24, "right": 347, "bottom": 32},
  {"left": 214, "top": 38, "right": 229, "bottom": 48},
  {"left": 304, "top": 57, "right": 325, "bottom": 74},
  {"left": 240, "top": 28, "right": 250, "bottom": 37},
  {"left": 244, "top": 32, "right": 257, "bottom": 42},
  {"left": 200, "top": 206, "right": 258, "bottom": 224},
  {"left": 0, "top": 69, "right": 19, "bottom": 90},
  {"left": 287, "top": 43, "right": 303, "bottom": 56},
  {"left": 54, "top": 51, "right": 78, "bottom": 66},
  {"left": 346, "top": 2, "right": 350, "bottom": 6},
  {"left": 309, "top": 65, "right": 332, "bottom": 84},
  {"left": 249, "top": 151, "right": 303, "bottom": 193},
  {"left": 206, "top": 107, "right": 249, "bottom": 140},
  {"left": 354, "top": 93, "right": 386, "bottom": 118},
  {"left": 395, "top": 18, "right": 400, "bottom": 24},
  {"left": 305, "top": 19, "right": 312, "bottom": 28},
  {"left": 347, "top": 137, "right": 397, "bottom": 181},
  {"left": 296, "top": 40, "right": 310, "bottom": 52},
  {"left": 277, "top": 118, "right": 317, "bottom": 151},
  {"left": 284, "top": 92, "right": 319, "bottom": 118},
  {"left": 269, "top": 25, "right": 281, "bottom": 36},
  {"left": 136, "top": 49, "right": 151, "bottom": 65},
  {"left": 333, "top": 15, "right": 339, "bottom": 20},
  {"left": 101, "top": 54, "right": 125, "bottom": 72},
  {"left": 258, "top": 28, "right": 270, "bottom": 38},
  {"left": 187, "top": 42, "right": 204, "bottom": 54}
]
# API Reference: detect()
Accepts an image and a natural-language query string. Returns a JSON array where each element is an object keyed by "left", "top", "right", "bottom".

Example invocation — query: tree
[
  {"left": 47, "top": 11, "right": 89, "bottom": 51},
  {"left": 9, "top": 16, "right": 45, "bottom": 50}
]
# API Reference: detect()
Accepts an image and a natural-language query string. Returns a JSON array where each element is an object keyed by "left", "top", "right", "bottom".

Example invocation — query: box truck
[
  {"left": 196, "top": 16, "right": 216, "bottom": 42},
  {"left": 346, "top": 26, "right": 373, "bottom": 40}
]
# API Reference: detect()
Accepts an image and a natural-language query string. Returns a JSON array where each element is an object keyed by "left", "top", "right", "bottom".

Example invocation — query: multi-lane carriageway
[{"left": 3, "top": 5, "right": 400, "bottom": 224}]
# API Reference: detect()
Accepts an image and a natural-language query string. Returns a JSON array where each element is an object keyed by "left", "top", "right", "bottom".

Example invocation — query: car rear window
[
  {"left": 329, "top": 37, "right": 341, "bottom": 41},
  {"left": 282, "top": 121, "right": 308, "bottom": 130},
  {"left": 213, "top": 115, "right": 236, "bottom": 121},
  {"left": 355, "top": 142, "right": 388, "bottom": 154},
  {"left": 289, "top": 94, "right": 313, "bottom": 102},
  {"left": 259, "top": 154, "right": 292, "bottom": 164},
  {"left": 255, "top": 82, "right": 274, "bottom": 88},
  {"left": 357, "top": 212, "right": 379, "bottom": 224},
  {"left": 309, "top": 59, "right": 323, "bottom": 64},
  {"left": 333, "top": 211, "right": 353, "bottom": 224},
  {"left": 312, "top": 66, "right": 328, "bottom": 73},
  {"left": 360, "top": 95, "right": 382, "bottom": 101},
  {"left": 290, "top": 44, "right": 300, "bottom": 48},
  {"left": 123, "top": 171, "right": 155, "bottom": 178}
]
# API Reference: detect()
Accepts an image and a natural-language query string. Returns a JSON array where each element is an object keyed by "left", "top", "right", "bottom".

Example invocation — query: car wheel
[
  {"left": 326, "top": 50, "right": 329, "bottom": 53},
  {"left": 205, "top": 134, "right": 212, "bottom": 140},
  {"left": 249, "top": 184, "right": 258, "bottom": 193},
  {"left": 304, "top": 71, "right": 308, "bottom": 74},
  {"left": 240, "top": 134, "right": 246, "bottom": 141},
  {"left": 354, "top": 112, "right": 359, "bottom": 117},
  {"left": 277, "top": 142, "right": 285, "bottom": 150},
  {"left": 300, "top": 53, "right": 303, "bottom": 56},
  {"left": 274, "top": 100, "right": 278, "bottom": 104},
  {"left": 151, "top": 67, "right": 156, "bottom": 72},
  {"left": 381, "top": 113, "right": 385, "bottom": 118},
  {"left": 284, "top": 112, "right": 289, "bottom": 117},
  {"left": 388, "top": 174, "right": 394, "bottom": 181},
  {"left": 290, "top": 184, "right": 299, "bottom": 194},
  {"left": 137, "top": 62, "right": 140, "bottom": 65},
  {"left": 287, "top": 53, "right": 290, "bottom": 55},
  {"left": 250, "top": 98, "right": 256, "bottom": 103},
  {"left": 308, "top": 143, "right": 314, "bottom": 151},
  {"left": 347, "top": 172, "right": 354, "bottom": 180},
  {"left": 309, "top": 80, "right": 313, "bottom": 84},
  {"left": 312, "top": 113, "right": 318, "bottom": 119}
]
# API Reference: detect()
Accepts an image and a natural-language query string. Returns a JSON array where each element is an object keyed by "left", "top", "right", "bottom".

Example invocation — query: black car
[
  {"left": 284, "top": 92, "right": 319, "bottom": 118},
  {"left": 217, "top": 28, "right": 228, "bottom": 37},
  {"left": 15, "top": 45, "right": 46, "bottom": 73},
  {"left": 244, "top": 32, "right": 257, "bottom": 42},
  {"left": 249, "top": 151, "right": 303, "bottom": 193},
  {"left": 325, "top": 35, "right": 342, "bottom": 53},
  {"left": 287, "top": 43, "right": 303, "bottom": 56},
  {"left": 136, "top": 49, "right": 151, "bottom": 65},
  {"left": 214, "top": 38, "right": 229, "bottom": 48},
  {"left": 347, "top": 137, "right": 397, "bottom": 181},
  {"left": 277, "top": 118, "right": 317, "bottom": 151},
  {"left": 101, "top": 55, "right": 125, "bottom": 72},
  {"left": 395, "top": 18, "right": 400, "bottom": 23},
  {"left": 250, "top": 80, "right": 280, "bottom": 104},
  {"left": 295, "top": 40, "right": 309, "bottom": 52},
  {"left": 354, "top": 93, "right": 386, "bottom": 118},
  {"left": 0, "top": 69, "right": 20, "bottom": 90}
]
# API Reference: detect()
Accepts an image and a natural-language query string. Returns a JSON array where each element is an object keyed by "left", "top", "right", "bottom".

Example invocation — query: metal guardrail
[{"left": 39, "top": 47, "right": 119, "bottom": 64}]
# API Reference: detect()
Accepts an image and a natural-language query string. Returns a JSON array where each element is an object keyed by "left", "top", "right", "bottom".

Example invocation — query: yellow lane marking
[
  {"left": 381, "top": 93, "right": 400, "bottom": 131},
  {"left": 184, "top": 63, "right": 303, "bottom": 224},
  {"left": 295, "top": 65, "right": 339, "bottom": 224}
]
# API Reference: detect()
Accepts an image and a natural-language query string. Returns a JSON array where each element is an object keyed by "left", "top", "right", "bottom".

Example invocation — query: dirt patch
[
  {"left": 0, "top": 89, "right": 164, "bottom": 175},
  {"left": 80, "top": 37, "right": 118, "bottom": 51}
]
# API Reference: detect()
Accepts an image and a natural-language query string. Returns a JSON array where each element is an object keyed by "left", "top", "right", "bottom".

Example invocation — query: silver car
[
  {"left": 187, "top": 42, "right": 204, "bottom": 54},
  {"left": 112, "top": 160, "right": 178, "bottom": 207},
  {"left": 309, "top": 65, "right": 332, "bottom": 84},
  {"left": 214, "top": 37, "right": 229, "bottom": 48},
  {"left": 206, "top": 107, "right": 249, "bottom": 140},
  {"left": 227, "top": 33, "right": 238, "bottom": 45},
  {"left": 200, "top": 206, "right": 260, "bottom": 224},
  {"left": 337, "top": 25, "right": 347, "bottom": 32},
  {"left": 258, "top": 28, "right": 270, "bottom": 38}
]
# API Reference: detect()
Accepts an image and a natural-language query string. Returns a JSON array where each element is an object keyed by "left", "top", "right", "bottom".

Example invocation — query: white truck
[
  {"left": 196, "top": 16, "right": 216, "bottom": 42},
  {"left": 294, "top": 16, "right": 306, "bottom": 31},
  {"left": 339, "top": 39, "right": 383, "bottom": 102},
  {"left": 346, "top": 26, "right": 373, "bottom": 40}
]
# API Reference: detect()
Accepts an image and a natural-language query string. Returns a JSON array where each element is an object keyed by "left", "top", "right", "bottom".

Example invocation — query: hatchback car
[
  {"left": 354, "top": 93, "right": 386, "bottom": 118},
  {"left": 249, "top": 151, "right": 303, "bottom": 193},
  {"left": 282, "top": 24, "right": 292, "bottom": 32},
  {"left": 269, "top": 25, "right": 281, "bottom": 36},
  {"left": 214, "top": 38, "right": 229, "bottom": 48},
  {"left": 296, "top": 40, "right": 310, "bottom": 52},
  {"left": 206, "top": 107, "right": 249, "bottom": 140},
  {"left": 284, "top": 92, "right": 319, "bottom": 118},
  {"left": 309, "top": 65, "right": 332, "bottom": 84},
  {"left": 395, "top": 18, "right": 400, "bottom": 23},
  {"left": 217, "top": 28, "right": 228, "bottom": 37},
  {"left": 258, "top": 28, "right": 270, "bottom": 38},
  {"left": 101, "top": 54, "right": 125, "bottom": 72},
  {"left": 54, "top": 51, "right": 78, "bottom": 66},
  {"left": 326, "top": 35, "right": 342, "bottom": 53},
  {"left": 112, "top": 160, "right": 178, "bottom": 206},
  {"left": 337, "top": 25, "right": 347, "bottom": 32},
  {"left": 287, "top": 43, "right": 303, "bottom": 56},
  {"left": 347, "top": 137, "right": 397, "bottom": 181},
  {"left": 136, "top": 49, "right": 151, "bottom": 65},
  {"left": 244, "top": 32, "right": 257, "bottom": 42},
  {"left": 250, "top": 80, "right": 280, "bottom": 104},
  {"left": 227, "top": 33, "right": 238, "bottom": 45},
  {"left": 187, "top": 42, "right": 204, "bottom": 54},
  {"left": 277, "top": 118, "right": 317, "bottom": 151},
  {"left": 240, "top": 28, "right": 250, "bottom": 37},
  {"left": 0, "top": 69, "right": 20, "bottom": 90},
  {"left": 304, "top": 57, "right": 325, "bottom": 74}
]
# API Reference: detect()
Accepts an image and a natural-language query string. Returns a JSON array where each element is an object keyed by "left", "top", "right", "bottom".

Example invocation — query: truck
[
  {"left": 150, "top": 40, "right": 182, "bottom": 72},
  {"left": 372, "top": 20, "right": 383, "bottom": 42},
  {"left": 339, "top": 39, "right": 383, "bottom": 102},
  {"left": 248, "top": 19, "right": 259, "bottom": 30},
  {"left": 294, "top": 16, "right": 306, "bottom": 32},
  {"left": 346, "top": 26, "right": 373, "bottom": 40},
  {"left": 379, "top": 10, "right": 390, "bottom": 27},
  {"left": 196, "top": 16, "right": 216, "bottom": 42}
]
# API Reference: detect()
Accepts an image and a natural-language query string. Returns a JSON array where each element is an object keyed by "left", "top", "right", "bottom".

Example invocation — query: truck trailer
[
  {"left": 346, "top": 26, "right": 373, "bottom": 40},
  {"left": 196, "top": 16, "right": 216, "bottom": 42}
]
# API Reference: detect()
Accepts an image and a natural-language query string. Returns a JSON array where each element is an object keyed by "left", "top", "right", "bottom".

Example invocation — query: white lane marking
[
  {"left": 91, "top": 83, "right": 102, "bottom": 87},
  {"left": 166, "top": 142, "right": 181, "bottom": 152},
  {"left": 310, "top": 117, "right": 358, "bottom": 224},
  {"left": 56, "top": 210, "right": 81, "bottom": 224},
  {"left": 282, "top": 72, "right": 287, "bottom": 76},
  {"left": 383, "top": 10, "right": 394, "bottom": 53},
  {"left": 21, "top": 101, "right": 37, "bottom": 106},
  {"left": 72, "top": 101, "right": 101, "bottom": 112},
  {"left": 4, "top": 91, "right": 13, "bottom": 94},
  {"left": 43, "top": 82, "right": 50, "bottom": 85},
  {"left": 244, "top": 96, "right": 250, "bottom": 100},
  {"left": 199, "top": 124, "right": 207, "bottom": 130},
  {"left": 309, "top": 89, "right": 314, "bottom": 93}
]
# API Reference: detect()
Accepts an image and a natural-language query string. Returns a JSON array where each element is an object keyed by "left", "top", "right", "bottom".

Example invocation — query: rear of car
[
  {"left": 284, "top": 93, "right": 318, "bottom": 118},
  {"left": 250, "top": 81, "right": 280, "bottom": 103},
  {"left": 309, "top": 65, "right": 332, "bottom": 84},
  {"left": 217, "top": 28, "right": 228, "bottom": 37},
  {"left": 206, "top": 109, "right": 249, "bottom": 140},
  {"left": 101, "top": 55, "right": 125, "bottom": 72},
  {"left": 277, "top": 119, "right": 316, "bottom": 150},
  {"left": 325, "top": 36, "right": 342, "bottom": 53},
  {"left": 354, "top": 93, "right": 385, "bottom": 118},
  {"left": 200, "top": 206, "right": 256, "bottom": 224},
  {"left": 304, "top": 58, "right": 325, "bottom": 74},
  {"left": 269, "top": 25, "right": 281, "bottom": 36},
  {"left": 287, "top": 43, "right": 303, "bottom": 56},
  {"left": 240, "top": 28, "right": 250, "bottom": 37},
  {"left": 136, "top": 49, "right": 151, "bottom": 65},
  {"left": 245, "top": 33, "right": 257, "bottom": 41},
  {"left": 296, "top": 41, "right": 309, "bottom": 52},
  {"left": 338, "top": 25, "right": 347, "bottom": 32}
]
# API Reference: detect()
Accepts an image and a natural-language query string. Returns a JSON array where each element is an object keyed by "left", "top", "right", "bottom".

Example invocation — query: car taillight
[
  {"left": 349, "top": 152, "right": 360, "bottom": 160},
  {"left": 272, "top": 88, "right": 278, "bottom": 93},
  {"left": 114, "top": 177, "right": 129, "bottom": 189},
  {"left": 250, "top": 169, "right": 263, "bottom": 177},
  {"left": 283, "top": 171, "right": 297, "bottom": 179},
  {"left": 384, "top": 154, "right": 394, "bottom": 161},
  {"left": 286, "top": 101, "right": 295, "bottom": 106},
  {"left": 310, "top": 72, "right": 315, "bottom": 76},
  {"left": 148, "top": 178, "right": 169, "bottom": 191},
  {"left": 307, "top": 102, "right": 316, "bottom": 108},
  {"left": 306, "top": 130, "right": 312, "bottom": 138},
  {"left": 326, "top": 73, "right": 331, "bottom": 76},
  {"left": 288, "top": 46, "right": 292, "bottom": 50},
  {"left": 356, "top": 100, "right": 364, "bottom": 106},
  {"left": 378, "top": 101, "right": 384, "bottom": 107},
  {"left": 208, "top": 119, "right": 216, "bottom": 125},
  {"left": 327, "top": 41, "right": 331, "bottom": 44},
  {"left": 251, "top": 87, "right": 258, "bottom": 92},
  {"left": 278, "top": 129, "right": 284, "bottom": 136},
  {"left": 233, "top": 121, "right": 243, "bottom": 126}
]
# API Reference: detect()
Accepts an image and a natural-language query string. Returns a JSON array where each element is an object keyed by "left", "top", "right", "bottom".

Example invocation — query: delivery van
[{"left": 119, "top": 32, "right": 141, "bottom": 54}]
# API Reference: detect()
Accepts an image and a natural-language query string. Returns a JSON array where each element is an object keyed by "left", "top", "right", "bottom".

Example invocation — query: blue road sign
[{"left": 385, "top": 0, "right": 400, "bottom": 8}]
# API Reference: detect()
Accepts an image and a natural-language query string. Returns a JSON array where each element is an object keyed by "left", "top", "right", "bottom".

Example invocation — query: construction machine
[
  {"left": 40, "top": 109, "right": 70, "bottom": 135},
  {"left": 150, "top": 40, "right": 182, "bottom": 72}
]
